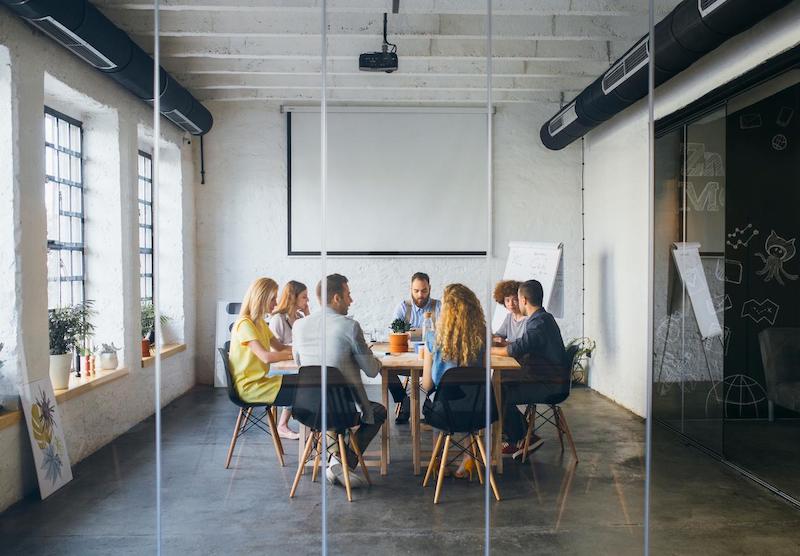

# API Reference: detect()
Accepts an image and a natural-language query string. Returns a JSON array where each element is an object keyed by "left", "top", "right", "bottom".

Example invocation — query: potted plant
[
  {"left": 141, "top": 303, "right": 170, "bottom": 357},
  {"left": 389, "top": 318, "right": 412, "bottom": 353},
  {"left": 566, "top": 336, "right": 596, "bottom": 385},
  {"left": 48, "top": 301, "right": 95, "bottom": 389},
  {"left": 98, "top": 343, "right": 120, "bottom": 370}
]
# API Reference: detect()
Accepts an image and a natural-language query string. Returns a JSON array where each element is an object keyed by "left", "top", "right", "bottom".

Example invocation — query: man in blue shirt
[
  {"left": 491, "top": 279, "right": 568, "bottom": 455},
  {"left": 390, "top": 272, "right": 441, "bottom": 423},
  {"left": 392, "top": 272, "right": 441, "bottom": 335}
]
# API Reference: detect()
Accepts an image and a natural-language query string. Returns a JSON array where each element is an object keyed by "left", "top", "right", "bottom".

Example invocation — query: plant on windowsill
[
  {"left": 48, "top": 301, "right": 95, "bottom": 389},
  {"left": 98, "top": 343, "right": 120, "bottom": 371},
  {"left": 566, "top": 336, "right": 596, "bottom": 386},
  {"left": 389, "top": 318, "right": 412, "bottom": 353},
  {"left": 141, "top": 303, "right": 171, "bottom": 358}
]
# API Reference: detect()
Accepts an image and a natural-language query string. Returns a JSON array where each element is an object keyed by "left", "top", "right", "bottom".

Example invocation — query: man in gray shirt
[{"left": 293, "top": 274, "right": 387, "bottom": 483}]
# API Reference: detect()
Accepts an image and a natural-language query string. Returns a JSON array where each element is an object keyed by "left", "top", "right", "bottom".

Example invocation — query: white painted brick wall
[{"left": 194, "top": 100, "right": 585, "bottom": 384}]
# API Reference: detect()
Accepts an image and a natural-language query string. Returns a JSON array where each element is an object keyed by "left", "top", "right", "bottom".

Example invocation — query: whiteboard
[
  {"left": 492, "top": 241, "right": 564, "bottom": 332},
  {"left": 671, "top": 242, "right": 723, "bottom": 339},
  {"left": 288, "top": 108, "right": 489, "bottom": 254}
]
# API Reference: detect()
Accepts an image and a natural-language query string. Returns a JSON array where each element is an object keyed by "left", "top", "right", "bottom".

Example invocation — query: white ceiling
[{"left": 94, "top": 0, "right": 676, "bottom": 105}]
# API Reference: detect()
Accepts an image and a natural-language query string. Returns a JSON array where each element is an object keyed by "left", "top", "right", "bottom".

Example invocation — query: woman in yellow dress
[{"left": 228, "top": 278, "right": 297, "bottom": 437}]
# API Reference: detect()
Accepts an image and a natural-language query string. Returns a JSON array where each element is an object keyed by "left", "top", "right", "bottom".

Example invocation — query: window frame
[
  {"left": 137, "top": 149, "right": 154, "bottom": 306},
  {"left": 45, "top": 106, "right": 85, "bottom": 309}
]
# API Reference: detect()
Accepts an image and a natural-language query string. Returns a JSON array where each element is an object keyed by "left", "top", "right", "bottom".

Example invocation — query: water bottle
[{"left": 421, "top": 311, "right": 434, "bottom": 341}]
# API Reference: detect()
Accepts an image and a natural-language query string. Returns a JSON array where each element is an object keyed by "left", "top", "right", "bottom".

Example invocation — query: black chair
[
  {"left": 289, "top": 366, "right": 372, "bottom": 502},
  {"left": 422, "top": 367, "right": 501, "bottom": 504},
  {"left": 515, "top": 344, "right": 580, "bottom": 463},
  {"left": 217, "top": 346, "right": 285, "bottom": 469}
]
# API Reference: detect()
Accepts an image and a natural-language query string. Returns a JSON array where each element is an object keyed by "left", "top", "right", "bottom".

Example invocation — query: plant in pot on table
[
  {"left": 389, "top": 318, "right": 412, "bottom": 353},
  {"left": 48, "top": 301, "right": 95, "bottom": 389},
  {"left": 141, "top": 303, "right": 171, "bottom": 357}
]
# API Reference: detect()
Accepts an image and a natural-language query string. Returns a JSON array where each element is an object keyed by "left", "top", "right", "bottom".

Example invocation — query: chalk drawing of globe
[
  {"left": 772, "top": 134, "right": 788, "bottom": 151},
  {"left": 705, "top": 374, "right": 767, "bottom": 418}
]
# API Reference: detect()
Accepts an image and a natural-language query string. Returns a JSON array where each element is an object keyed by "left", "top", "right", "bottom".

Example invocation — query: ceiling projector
[
  {"left": 359, "top": 51, "right": 398, "bottom": 73},
  {"left": 359, "top": 12, "right": 398, "bottom": 73}
]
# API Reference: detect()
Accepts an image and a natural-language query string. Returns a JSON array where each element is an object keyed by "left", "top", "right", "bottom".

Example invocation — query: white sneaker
[
  {"left": 513, "top": 436, "right": 545, "bottom": 460},
  {"left": 326, "top": 462, "right": 365, "bottom": 489}
]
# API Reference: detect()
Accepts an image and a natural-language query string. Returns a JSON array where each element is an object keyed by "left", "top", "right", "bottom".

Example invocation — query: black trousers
[{"left": 388, "top": 375, "right": 408, "bottom": 404}]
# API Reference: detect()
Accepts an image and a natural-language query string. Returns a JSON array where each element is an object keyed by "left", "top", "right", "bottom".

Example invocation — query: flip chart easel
[{"left": 492, "top": 241, "right": 564, "bottom": 332}]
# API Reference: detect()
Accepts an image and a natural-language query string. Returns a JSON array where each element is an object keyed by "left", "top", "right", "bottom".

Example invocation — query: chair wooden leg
[
  {"left": 337, "top": 434, "right": 353, "bottom": 502},
  {"left": 349, "top": 431, "right": 372, "bottom": 486},
  {"left": 265, "top": 406, "right": 285, "bottom": 467},
  {"left": 556, "top": 406, "right": 578, "bottom": 463},
  {"left": 225, "top": 409, "right": 245, "bottom": 469},
  {"left": 521, "top": 404, "right": 536, "bottom": 463},
  {"left": 474, "top": 433, "right": 501, "bottom": 502},
  {"left": 434, "top": 435, "right": 451, "bottom": 504},
  {"left": 311, "top": 433, "right": 322, "bottom": 483},
  {"left": 290, "top": 433, "right": 316, "bottom": 498},
  {"left": 553, "top": 405, "right": 565, "bottom": 453},
  {"left": 424, "top": 432, "right": 444, "bottom": 487},
  {"left": 468, "top": 435, "right": 483, "bottom": 485}
]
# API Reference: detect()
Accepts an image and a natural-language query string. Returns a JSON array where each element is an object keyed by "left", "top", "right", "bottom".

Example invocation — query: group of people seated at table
[{"left": 227, "top": 271, "right": 568, "bottom": 489}]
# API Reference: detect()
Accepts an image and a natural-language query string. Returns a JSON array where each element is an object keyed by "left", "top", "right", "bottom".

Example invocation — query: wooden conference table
[{"left": 272, "top": 342, "right": 521, "bottom": 476}]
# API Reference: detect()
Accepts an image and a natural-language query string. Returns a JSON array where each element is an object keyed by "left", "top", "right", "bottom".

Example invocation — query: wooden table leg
[
  {"left": 493, "top": 371, "right": 503, "bottom": 474},
  {"left": 411, "top": 369, "right": 421, "bottom": 475},
  {"left": 381, "top": 367, "right": 389, "bottom": 476}
]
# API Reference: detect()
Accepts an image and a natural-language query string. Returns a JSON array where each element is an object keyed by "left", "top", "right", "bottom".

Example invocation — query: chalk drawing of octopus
[{"left": 756, "top": 231, "right": 799, "bottom": 285}]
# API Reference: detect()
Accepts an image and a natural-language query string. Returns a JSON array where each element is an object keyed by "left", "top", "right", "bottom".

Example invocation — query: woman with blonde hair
[
  {"left": 268, "top": 280, "right": 310, "bottom": 346},
  {"left": 229, "top": 277, "right": 298, "bottom": 439},
  {"left": 421, "top": 283, "right": 486, "bottom": 478},
  {"left": 492, "top": 280, "right": 528, "bottom": 345}
]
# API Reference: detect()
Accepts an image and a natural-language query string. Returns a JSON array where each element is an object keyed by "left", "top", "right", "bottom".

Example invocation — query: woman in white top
[
  {"left": 492, "top": 280, "right": 528, "bottom": 346},
  {"left": 269, "top": 280, "right": 310, "bottom": 345},
  {"left": 268, "top": 281, "right": 310, "bottom": 440}
]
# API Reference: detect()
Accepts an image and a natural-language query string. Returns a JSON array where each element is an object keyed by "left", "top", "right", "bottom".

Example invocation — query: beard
[{"left": 413, "top": 295, "right": 429, "bottom": 308}]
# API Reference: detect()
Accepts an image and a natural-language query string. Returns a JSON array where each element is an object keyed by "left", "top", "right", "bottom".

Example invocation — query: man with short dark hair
[
  {"left": 392, "top": 272, "right": 441, "bottom": 331},
  {"left": 293, "top": 273, "right": 387, "bottom": 487},
  {"left": 491, "top": 279, "right": 568, "bottom": 456},
  {"left": 390, "top": 272, "right": 442, "bottom": 423}
]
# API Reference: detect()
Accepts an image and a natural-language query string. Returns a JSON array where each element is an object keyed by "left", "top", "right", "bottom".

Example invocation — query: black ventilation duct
[
  {"left": 541, "top": 0, "right": 791, "bottom": 150},
  {"left": 1, "top": 0, "right": 212, "bottom": 135}
]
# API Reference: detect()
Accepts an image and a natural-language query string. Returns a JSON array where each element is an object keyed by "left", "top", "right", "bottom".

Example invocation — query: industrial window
[
  {"left": 138, "top": 150, "right": 154, "bottom": 305},
  {"left": 45, "top": 107, "right": 84, "bottom": 309}
]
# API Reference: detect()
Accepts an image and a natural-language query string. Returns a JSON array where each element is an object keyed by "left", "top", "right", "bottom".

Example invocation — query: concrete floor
[{"left": 1, "top": 386, "right": 799, "bottom": 555}]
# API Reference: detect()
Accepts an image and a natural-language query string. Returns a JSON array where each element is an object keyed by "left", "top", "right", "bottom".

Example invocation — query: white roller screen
[{"left": 288, "top": 107, "right": 489, "bottom": 255}]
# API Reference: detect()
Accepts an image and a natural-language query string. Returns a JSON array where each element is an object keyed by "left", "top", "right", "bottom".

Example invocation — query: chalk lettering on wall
[
  {"left": 739, "top": 113, "right": 762, "bottom": 129},
  {"left": 755, "top": 230, "right": 798, "bottom": 285},
  {"left": 726, "top": 224, "right": 759, "bottom": 250},
  {"left": 741, "top": 298, "right": 780, "bottom": 325},
  {"left": 776, "top": 106, "right": 794, "bottom": 127},
  {"left": 687, "top": 181, "right": 721, "bottom": 212},
  {"left": 686, "top": 143, "right": 725, "bottom": 177}
]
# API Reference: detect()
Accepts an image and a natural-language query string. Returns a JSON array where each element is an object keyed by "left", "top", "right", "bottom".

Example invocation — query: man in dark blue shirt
[{"left": 491, "top": 279, "right": 568, "bottom": 454}]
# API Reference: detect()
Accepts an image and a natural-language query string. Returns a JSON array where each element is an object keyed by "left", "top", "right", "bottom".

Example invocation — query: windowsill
[
  {"left": 141, "top": 343, "right": 186, "bottom": 368},
  {"left": 0, "top": 367, "right": 130, "bottom": 431}
]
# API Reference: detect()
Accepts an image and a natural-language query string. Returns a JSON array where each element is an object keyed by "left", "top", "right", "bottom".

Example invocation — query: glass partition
[
  {"left": 650, "top": 0, "right": 800, "bottom": 552},
  {"left": 320, "top": 2, "right": 492, "bottom": 553}
]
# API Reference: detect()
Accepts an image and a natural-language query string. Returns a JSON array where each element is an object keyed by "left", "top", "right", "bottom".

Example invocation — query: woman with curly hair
[
  {"left": 492, "top": 279, "right": 528, "bottom": 345},
  {"left": 421, "top": 283, "right": 486, "bottom": 478}
]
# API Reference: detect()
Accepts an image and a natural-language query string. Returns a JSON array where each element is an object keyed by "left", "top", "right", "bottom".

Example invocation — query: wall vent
[
  {"left": 164, "top": 109, "right": 202, "bottom": 135},
  {"left": 699, "top": 0, "right": 728, "bottom": 17},
  {"left": 548, "top": 102, "right": 578, "bottom": 136},
  {"left": 602, "top": 38, "right": 649, "bottom": 94},
  {"left": 31, "top": 16, "right": 116, "bottom": 70}
]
